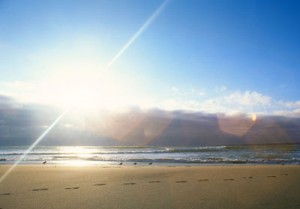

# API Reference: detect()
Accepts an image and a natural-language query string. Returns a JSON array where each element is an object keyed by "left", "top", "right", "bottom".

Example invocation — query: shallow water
[{"left": 0, "top": 144, "right": 299, "bottom": 165}]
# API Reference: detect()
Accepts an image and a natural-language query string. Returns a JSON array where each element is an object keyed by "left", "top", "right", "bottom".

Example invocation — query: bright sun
[
  {"left": 22, "top": 44, "right": 143, "bottom": 113},
  {"left": 38, "top": 70, "right": 133, "bottom": 113}
]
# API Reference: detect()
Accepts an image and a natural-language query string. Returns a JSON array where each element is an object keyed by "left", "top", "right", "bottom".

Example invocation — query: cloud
[
  {"left": 170, "top": 86, "right": 179, "bottom": 92},
  {"left": 215, "top": 85, "right": 227, "bottom": 93},
  {"left": 273, "top": 109, "right": 300, "bottom": 118},
  {"left": 158, "top": 91, "right": 271, "bottom": 112},
  {"left": 224, "top": 91, "right": 271, "bottom": 106},
  {"left": 154, "top": 90, "right": 300, "bottom": 117},
  {"left": 272, "top": 100, "right": 300, "bottom": 117},
  {"left": 169, "top": 87, "right": 206, "bottom": 97},
  {"left": 0, "top": 80, "right": 40, "bottom": 96},
  {"left": 1, "top": 98, "right": 300, "bottom": 146},
  {"left": 278, "top": 100, "right": 300, "bottom": 108},
  {"left": 1, "top": 80, "right": 300, "bottom": 118},
  {"left": 0, "top": 95, "right": 21, "bottom": 109},
  {"left": 0, "top": 80, "right": 62, "bottom": 107},
  {"left": 191, "top": 88, "right": 206, "bottom": 96},
  {"left": 197, "top": 91, "right": 272, "bottom": 115}
]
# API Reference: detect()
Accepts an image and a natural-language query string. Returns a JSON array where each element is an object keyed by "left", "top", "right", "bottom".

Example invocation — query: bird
[
  {"left": 133, "top": 162, "right": 137, "bottom": 165},
  {"left": 43, "top": 161, "right": 47, "bottom": 165},
  {"left": 149, "top": 162, "right": 152, "bottom": 165},
  {"left": 119, "top": 162, "right": 123, "bottom": 165}
]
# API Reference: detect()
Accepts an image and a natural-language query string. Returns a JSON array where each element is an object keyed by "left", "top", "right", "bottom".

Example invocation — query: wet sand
[{"left": 0, "top": 165, "right": 299, "bottom": 209}]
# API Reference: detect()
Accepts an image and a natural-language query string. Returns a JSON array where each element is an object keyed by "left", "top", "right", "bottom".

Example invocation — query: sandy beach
[{"left": 0, "top": 165, "right": 299, "bottom": 209}]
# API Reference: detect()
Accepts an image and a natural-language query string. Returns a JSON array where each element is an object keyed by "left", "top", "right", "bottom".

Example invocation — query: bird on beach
[
  {"left": 43, "top": 161, "right": 47, "bottom": 165},
  {"left": 149, "top": 162, "right": 152, "bottom": 165},
  {"left": 119, "top": 162, "right": 123, "bottom": 165},
  {"left": 134, "top": 162, "right": 137, "bottom": 165}
]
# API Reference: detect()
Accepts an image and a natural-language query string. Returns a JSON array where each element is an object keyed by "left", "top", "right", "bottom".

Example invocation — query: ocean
[{"left": 0, "top": 144, "right": 299, "bottom": 166}]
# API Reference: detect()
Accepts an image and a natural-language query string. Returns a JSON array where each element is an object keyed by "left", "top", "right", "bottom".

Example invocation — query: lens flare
[{"left": 252, "top": 114, "right": 257, "bottom": 122}]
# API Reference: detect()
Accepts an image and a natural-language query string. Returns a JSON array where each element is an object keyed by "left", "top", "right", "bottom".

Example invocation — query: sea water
[{"left": 0, "top": 145, "right": 299, "bottom": 165}]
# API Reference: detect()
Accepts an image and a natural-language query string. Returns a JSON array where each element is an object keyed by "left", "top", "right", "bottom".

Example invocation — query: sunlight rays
[
  {"left": 0, "top": 1, "right": 170, "bottom": 184},
  {"left": 0, "top": 111, "right": 67, "bottom": 183},
  {"left": 104, "top": 0, "right": 169, "bottom": 70}
]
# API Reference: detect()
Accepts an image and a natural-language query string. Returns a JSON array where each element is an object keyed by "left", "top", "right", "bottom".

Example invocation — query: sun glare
[
  {"left": 36, "top": 70, "right": 135, "bottom": 113},
  {"left": 58, "top": 146, "right": 94, "bottom": 166},
  {"left": 22, "top": 41, "right": 141, "bottom": 114}
]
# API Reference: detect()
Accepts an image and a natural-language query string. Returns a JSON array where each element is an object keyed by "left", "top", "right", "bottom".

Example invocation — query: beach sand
[{"left": 0, "top": 165, "right": 299, "bottom": 209}]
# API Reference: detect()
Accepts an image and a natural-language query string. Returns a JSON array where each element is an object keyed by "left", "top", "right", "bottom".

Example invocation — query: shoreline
[
  {"left": 1, "top": 144, "right": 299, "bottom": 166},
  {"left": 1, "top": 162, "right": 300, "bottom": 166},
  {"left": 1, "top": 164, "right": 300, "bottom": 209}
]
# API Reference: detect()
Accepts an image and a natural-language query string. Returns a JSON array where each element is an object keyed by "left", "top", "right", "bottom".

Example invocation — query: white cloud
[
  {"left": 1, "top": 82, "right": 300, "bottom": 118},
  {"left": 273, "top": 109, "right": 300, "bottom": 117},
  {"left": 197, "top": 91, "right": 206, "bottom": 96},
  {"left": 215, "top": 85, "right": 227, "bottom": 93},
  {"left": 153, "top": 90, "right": 300, "bottom": 117},
  {"left": 191, "top": 88, "right": 206, "bottom": 96},
  {"left": 0, "top": 81, "right": 36, "bottom": 102},
  {"left": 225, "top": 91, "right": 271, "bottom": 106},
  {"left": 278, "top": 100, "right": 300, "bottom": 108}
]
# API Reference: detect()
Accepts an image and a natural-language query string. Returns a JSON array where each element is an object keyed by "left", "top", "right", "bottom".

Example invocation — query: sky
[{"left": 1, "top": 0, "right": 300, "bottom": 116}]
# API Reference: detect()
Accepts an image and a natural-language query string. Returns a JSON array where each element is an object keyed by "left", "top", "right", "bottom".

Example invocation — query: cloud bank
[{"left": 1, "top": 94, "right": 300, "bottom": 146}]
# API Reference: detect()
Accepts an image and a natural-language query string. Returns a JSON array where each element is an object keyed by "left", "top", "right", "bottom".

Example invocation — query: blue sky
[{"left": 1, "top": 0, "right": 300, "bottom": 116}]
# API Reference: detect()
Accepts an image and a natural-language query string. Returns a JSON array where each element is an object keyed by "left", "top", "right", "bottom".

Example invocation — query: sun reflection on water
[{"left": 57, "top": 146, "right": 97, "bottom": 166}]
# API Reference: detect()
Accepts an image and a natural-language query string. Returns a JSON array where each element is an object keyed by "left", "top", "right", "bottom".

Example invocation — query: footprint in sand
[
  {"left": 32, "top": 188, "right": 48, "bottom": 191},
  {"left": 198, "top": 179, "right": 209, "bottom": 182},
  {"left": 224, "top": 179, "right": 235, "bottom": 181},
  {"left": 124, "top": 183, "right": 136, "bottom": 185},
  {"left": 94, "top": 183, "right": 106, "bottom": 186},
  {"left": 65, "top": 187, "right": 80, "bottom": 190},
  {"left": 0, "top": 193, "right": 10, "bottom": 196},
  {"left": 175, "top": 181, "right": 187, "bottom": 183},
  {"left": 149, "top": 181, "right": 160, "bottom": 183},
  {"left": 242, "top": 177, "right": 253, "bottom": 179}
]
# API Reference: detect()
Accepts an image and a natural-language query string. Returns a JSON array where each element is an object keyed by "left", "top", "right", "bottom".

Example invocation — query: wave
[
  {"left": 1, "top": 145, "right": 299, "bottom": 165},
  {"left": 0, "top": 146, "right": 228, "bottom": 156},
  {"left": 2, "top": 156, "right": 299, "bottom": 165}
]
